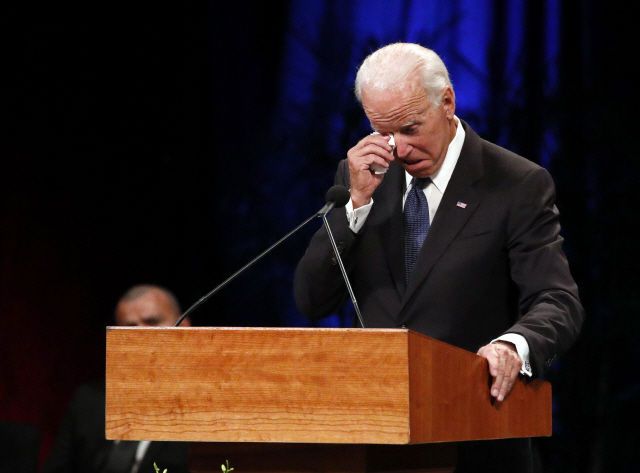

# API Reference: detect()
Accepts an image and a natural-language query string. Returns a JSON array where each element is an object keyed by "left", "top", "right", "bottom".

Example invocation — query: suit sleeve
[
  {"left": 41, "top": 383, "right": 110, "bottom": 473},
  {"left": 41, "top": 389, "right": 83, "bottom": 473},
  {"left": 504, "top": 167, "right": 584, "bottom": 376},
  {"left": 294, "top": 160, "right": 357, "bottom": 320}
]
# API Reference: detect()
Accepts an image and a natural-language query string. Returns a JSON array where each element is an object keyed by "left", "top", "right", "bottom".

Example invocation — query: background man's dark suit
[
  {"left": 41, "top": 382, "right": 189, "bottom": 473},
  {"left": 294, "top": 121, "right": 584, "bottom": 472}
]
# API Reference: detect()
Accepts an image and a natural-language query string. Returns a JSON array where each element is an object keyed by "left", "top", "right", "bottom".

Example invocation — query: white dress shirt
[{"left": 110, "top": 440, "right": 151, "bottom": 473}]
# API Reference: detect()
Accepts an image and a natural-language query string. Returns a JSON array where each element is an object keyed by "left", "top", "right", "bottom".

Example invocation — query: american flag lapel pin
[{"left": 456, "top": 201, "right": 467, "bottom": 209}]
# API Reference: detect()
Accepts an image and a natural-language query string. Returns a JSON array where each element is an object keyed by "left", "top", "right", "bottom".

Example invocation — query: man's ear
[{"left": 441, "top": 86, "right": 456, "bottom": 119}]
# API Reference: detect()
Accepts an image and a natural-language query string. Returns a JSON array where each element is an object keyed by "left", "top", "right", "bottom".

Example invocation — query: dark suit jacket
[
  {"left": 41, "top": 381, "right": 189, "bottom": 473},
  {"left": 294, "top": 121, "right": 584, "bottom": 472}
]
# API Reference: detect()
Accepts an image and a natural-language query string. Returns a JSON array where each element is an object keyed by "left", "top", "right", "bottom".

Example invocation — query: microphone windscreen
[{"left": 325, "top": 185, "right": 351, "bottom": 208}]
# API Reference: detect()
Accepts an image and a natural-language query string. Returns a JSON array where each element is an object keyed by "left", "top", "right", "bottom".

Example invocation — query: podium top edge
[{"left": 106, "top": 326, "right": 414, "bottom": 334}]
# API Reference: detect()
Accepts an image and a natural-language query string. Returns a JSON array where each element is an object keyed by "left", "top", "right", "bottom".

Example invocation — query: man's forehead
[
  {"left": 117, "top": 291, "right": 172, "bottom": 317},
  {"left": 364, "top": 92, "right": 430, "bottom": 131}
]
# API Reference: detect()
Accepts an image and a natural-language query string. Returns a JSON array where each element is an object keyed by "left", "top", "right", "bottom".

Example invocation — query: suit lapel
[
  {"left": 401, "top": 121, "right": 484, "bottom": 307},
  {"left": 368, "top": 162, "right": 407, "bottom": 297}
]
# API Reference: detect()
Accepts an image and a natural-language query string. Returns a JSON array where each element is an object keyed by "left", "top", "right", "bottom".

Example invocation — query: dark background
[{"left": 1, "top": 1, "right": 638, "bottom": 472}]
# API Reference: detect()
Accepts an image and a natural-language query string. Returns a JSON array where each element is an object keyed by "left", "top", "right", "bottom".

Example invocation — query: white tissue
[{"left": 370, "top": 132, "right": 395, "bottom": 174}]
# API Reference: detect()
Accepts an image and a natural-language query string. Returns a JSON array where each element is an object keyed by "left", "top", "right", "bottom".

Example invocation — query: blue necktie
[{"left": 404, "top": 178, "right": 430, "bottom": 283}]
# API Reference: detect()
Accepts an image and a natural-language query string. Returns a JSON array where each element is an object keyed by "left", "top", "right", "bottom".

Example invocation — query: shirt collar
[{"left": 405, "top": 115, "right": 466, "bottom": 193}]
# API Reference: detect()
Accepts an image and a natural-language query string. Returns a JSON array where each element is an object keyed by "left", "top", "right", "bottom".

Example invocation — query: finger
[
  {"left": 348, "top": 136, "right": 393, "bottom": 156},
  {"left": 349, "top": 156, "right": 391, "bottom": 175},
  {"left": 490, "top": 349, "right": 507, "bottom": 400},
  {"left": 360, "top": 134, "right": 394, "bottom": 151},
  {"left": 367, "top": 155, "right": 391, "bottom": 172},
  {"left": 501, "top": 356, "right": 522, "bottom": 400},
  {"left": 351, "top": 143, "right": 394, "bottom": 162},
  {"left": 349, "top": 149, "right": 393, "bottom": 173},
  {"left": 496, "top": 363, "right": 513, "bottom": 401},
  {"left": 496, "top": 351, "right": 522, "bottom": 401}
]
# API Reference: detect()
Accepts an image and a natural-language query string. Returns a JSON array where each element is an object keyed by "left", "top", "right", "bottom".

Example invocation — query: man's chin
[{"left": 404, "top": 162, "right": 434, "bottom": 178}]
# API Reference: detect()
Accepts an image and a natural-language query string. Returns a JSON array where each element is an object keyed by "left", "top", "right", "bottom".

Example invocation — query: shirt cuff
[
  {"left": 345, "top": 198, "right": 373, "bottom": 233},
  {"left": 492, "top": 333, "right": 533, "bottom": 377}
]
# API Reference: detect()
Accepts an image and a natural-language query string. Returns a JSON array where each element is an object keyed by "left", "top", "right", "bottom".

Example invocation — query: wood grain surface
[
  {"left": 107, "top": 327, "right": 410, "bottom": 443},
  {"left": 407, "top": 330, "right": 551, "bottom": 442},
  {"left": 106, "top": 327, "right": 551, "bottom": 445}
]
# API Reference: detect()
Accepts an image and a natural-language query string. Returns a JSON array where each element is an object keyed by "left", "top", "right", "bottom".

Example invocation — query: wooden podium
[{"left": 105, "top": 327, "right": 551, "bottom": 473}]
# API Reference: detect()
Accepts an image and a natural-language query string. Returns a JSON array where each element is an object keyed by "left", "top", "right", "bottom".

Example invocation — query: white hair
[{"left": 354, "top": 43, "right": 453, "bottom": 106}]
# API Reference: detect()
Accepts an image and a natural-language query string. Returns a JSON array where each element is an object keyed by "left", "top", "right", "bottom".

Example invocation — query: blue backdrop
[
  {"left": 210, "top": 2, "right": 635, "bottom": 471},
  {"left": 220, "top": 0, "right": 569, "bottom": 327}
]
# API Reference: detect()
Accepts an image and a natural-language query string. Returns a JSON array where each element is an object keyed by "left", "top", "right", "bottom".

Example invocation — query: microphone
[
  {"left": 174, "top": 185, "right": 352, "bottom": 327},
  {"left": 319, "top": 190, "right": 366, "bottom": 329},
  {"left": 317, "top": 185, "right": 351, "bottom": 216}
]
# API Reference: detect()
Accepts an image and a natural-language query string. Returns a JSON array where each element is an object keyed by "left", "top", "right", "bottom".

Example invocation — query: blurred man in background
[{"left": 42, "top": 285, "right": 190, "bottom": 473}]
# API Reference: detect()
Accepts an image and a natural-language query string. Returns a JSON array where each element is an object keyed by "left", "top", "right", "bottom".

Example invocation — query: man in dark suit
[
  {"left": 294, "top": 43, "right": 583, "bottom": 472},
  {"left": 42, "top": 285, "right": 191, "bottom": 473}
]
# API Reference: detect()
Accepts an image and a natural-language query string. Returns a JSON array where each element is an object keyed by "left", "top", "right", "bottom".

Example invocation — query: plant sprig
[
  {"left": 153, "top": 463, "right": 168, "bottom": 473},
  {"left": 153, "top": 458, "right": 233, "bottom": 472}
]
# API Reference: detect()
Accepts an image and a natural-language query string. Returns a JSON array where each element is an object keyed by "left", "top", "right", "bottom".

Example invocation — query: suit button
[
  {"left": 330, "top": 257, "right": 338, "bottom": 265},
  {"left": 337, "top": 241, "right": 346, "bottom": 254},
  {"left": 544, "top": 355, "right": 557, "bottom": 368}
]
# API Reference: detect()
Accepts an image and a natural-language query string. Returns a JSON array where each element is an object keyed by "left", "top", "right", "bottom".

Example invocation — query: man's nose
[{"left": 394, "top": 136, "right": 412, "bottom": 158}]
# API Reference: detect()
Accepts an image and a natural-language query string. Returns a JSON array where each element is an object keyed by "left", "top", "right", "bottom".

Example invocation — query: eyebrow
[{"left": 400, "top": 119, "right": 420, "bottom": 129}]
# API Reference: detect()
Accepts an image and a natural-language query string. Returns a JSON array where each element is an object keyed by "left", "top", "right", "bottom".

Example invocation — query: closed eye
[{"left": 400, "top": 125, "right": 418, "bottom": 135}]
